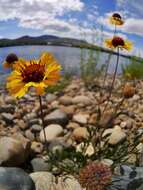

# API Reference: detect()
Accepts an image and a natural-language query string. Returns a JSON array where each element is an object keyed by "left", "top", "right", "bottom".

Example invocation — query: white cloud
[
  {"left": 0, "top": 0, "right": 102, "bottom": 43},
  {"left": 116, "top": 0, "right": 125, "bottom": 7},
  {"left": 123, "top": 18, "right": 143, "bottom": 36},
  {"left": 0, "top": 0, "right": 87, "bottom": 39},
  {"left": 0, "top": 0, "right": 84, "bottom": 20},
  {"left": 116, "top": 0, "right": 143, "bottom": 17}
]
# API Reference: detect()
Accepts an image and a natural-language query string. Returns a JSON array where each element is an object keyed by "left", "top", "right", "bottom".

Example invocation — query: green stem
[
  {"left": 102, "top": 24, "right": 117, "bottom": 90},
  {"left": 103, "top": 55, "right": 111, "bottom": 87},
  {"left": 102, "top": 47, "right": 120, "bottom": 114},
  {"left": 39, "top": 95, "right": 47, "bottom": 143},
  {"left": 114, "top": 24, "right": 117, "bottom": 36}
]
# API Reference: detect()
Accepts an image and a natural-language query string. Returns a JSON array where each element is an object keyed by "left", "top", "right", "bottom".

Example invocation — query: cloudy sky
[{"left": 0, "top": 0, "right": 143, "bottom": 56}]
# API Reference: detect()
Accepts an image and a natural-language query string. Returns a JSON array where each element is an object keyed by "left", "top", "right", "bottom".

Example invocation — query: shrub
[{"left": 122, "top": 56, "right": 143, "bottom": 80}]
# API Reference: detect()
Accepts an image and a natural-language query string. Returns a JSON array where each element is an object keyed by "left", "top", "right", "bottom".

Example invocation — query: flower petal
[
  {"left": 110, "top": 16, "right": 124, "bottom": 25},
  {"left": 39, "top": 52, "right": 58, "bottom": 66}
]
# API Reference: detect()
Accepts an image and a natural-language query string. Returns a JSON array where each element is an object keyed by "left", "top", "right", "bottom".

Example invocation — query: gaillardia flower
[
  {"left": 3, "top": 53, "right": 18, "bottom": 69},
  {"left": 79, "top": 162, "right": 112, "bottom": 190},
  {"left": 110, "top": 13, "right": 124, "bottom": 25},
  {"left": 6, "top": 52, "right": 61, "bottom": 98},
  {"left": 105, "top": 36, "right": 132, "bottom": 51}
]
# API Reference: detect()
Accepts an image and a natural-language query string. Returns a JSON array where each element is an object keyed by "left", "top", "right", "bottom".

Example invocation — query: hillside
[{"left": 0, "top": 35, "right": 89, "bottom": 48}]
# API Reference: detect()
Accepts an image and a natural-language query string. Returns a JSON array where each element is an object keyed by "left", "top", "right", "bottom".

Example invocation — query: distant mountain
[{"left": 0, "top": 35, "right": 90, "bottom": 48}]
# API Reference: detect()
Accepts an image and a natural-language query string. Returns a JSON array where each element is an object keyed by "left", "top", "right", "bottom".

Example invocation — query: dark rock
[
  {"left": 0, "top": 105, "right": 15, "bottom": 114},
  {"left": 44, "top": 109, "right": 69, "bottom": 126},
  {"left": 31, "top": 158, "right": 52, "bottom": 172},
  {"left": 31, "top": 125, "right": 42, "bottom": 133},
  {"left": 28, "top": 119, "right": 40, "bottom": 126},
  {"left": 0, "top": 167, "right": 35, "bottom": 190},
  {"left": 1, "top": 113, "right": 14, "bottom": 124},
  {"left": 110, "top": 165, "right": 143, "bottom": 190}
]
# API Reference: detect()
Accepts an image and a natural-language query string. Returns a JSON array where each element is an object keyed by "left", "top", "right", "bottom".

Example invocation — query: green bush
[
  {"left": 122, "top": 56, "right": 143, "bottom": 80},
  {"left": 80, "top": 48, "right": 106, "bottom": 83}
]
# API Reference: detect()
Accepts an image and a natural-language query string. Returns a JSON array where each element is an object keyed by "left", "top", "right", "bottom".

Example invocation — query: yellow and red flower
[
  {"left": 6, "top": 52, "right": 61, "bottom": 98},
  {"left": 110, "top": 13, "right": 124, "bottom": 25},
  {"left": 105, "top": 36, "right": 132, "bottom": 51}
]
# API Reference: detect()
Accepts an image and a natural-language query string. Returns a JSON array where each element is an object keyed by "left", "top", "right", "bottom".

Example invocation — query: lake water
[{"left": 0, "top": 45, "right": 131, "bottom": 83}]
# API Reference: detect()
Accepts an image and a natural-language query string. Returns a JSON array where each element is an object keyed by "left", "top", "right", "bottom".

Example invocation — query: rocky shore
[{"left": 0, "top": 77, "right": 143, "bottom": 189}]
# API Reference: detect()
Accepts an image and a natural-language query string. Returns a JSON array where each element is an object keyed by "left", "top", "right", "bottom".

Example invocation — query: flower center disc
[
  {"left": 6, "top": 53, "right": 18, "bottom": 64},
  {"left": 22, "top": 64, "right": 44, "bottom": 83},
  {"left": 112, "top": 37, "right": 125, "bottom": 47},
  {"left": 112, "top": 13, "right": 122, "bottom": 20}
]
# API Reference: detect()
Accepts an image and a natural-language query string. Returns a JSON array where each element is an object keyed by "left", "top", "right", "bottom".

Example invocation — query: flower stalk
[
  {"left": 103, "top": 47, "right": 120, "bottom": 113},
  {"left": 103, "top": 13, "right": 122, "bottom": 89}
]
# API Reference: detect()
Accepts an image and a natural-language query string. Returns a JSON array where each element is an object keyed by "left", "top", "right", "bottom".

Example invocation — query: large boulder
[
  {"left": 0, "top": 167, "right": 35, "bottom": 190},
  {"left": 30, "top": 172, "right": 82, "bottom": 190},
  {"left": 110, "top": 165, "right": 143, "bottom": 190},
  {"left": 30, "top": 172, "right": 55, "bottom": 190},
  {"left": 0, "top": 137, "right": 30, "bottom": 167}
]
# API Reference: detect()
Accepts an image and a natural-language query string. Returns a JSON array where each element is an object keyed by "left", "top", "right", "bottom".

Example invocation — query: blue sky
[{"left": 0, "top": 0, "right": 143, "bottom": 56}]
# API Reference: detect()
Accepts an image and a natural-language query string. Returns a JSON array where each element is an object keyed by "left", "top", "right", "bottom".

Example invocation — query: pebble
[
  {"left": 72, "top": 95, "right": 92, "bottom": 105},
  {"left": 31, "top": 124, "right": 42, "bottom": 133},
  {"left": 73, "top": 113, "right": 88, "bottom": 124},
  {"left": 132, "top": 94, "right": 140, "bottom": 101},
  {"left": 44, "top": 109, "right": 68, "bottom": 126},
  {"left": 39, "top": 124, "right": 64, "bottom": 142},
  {"left": 45, "top": 93, "right": 57, "bottom": 103},
  {"left": 31, "top": 158, "right": 51, "bottom": 172},
  {"left": 72, "top": 127, "right": 89, "bottom": 142},
  {"left": 25, "top": 130, "right": 35, "bottom": 141},
  {"left": 59, "top": 95, "right": 73, "bottom": 105},
  {"left": 76, "top": 142, "right": 94, "bottom": 156},
  {"left": 0, "top": 105, "right": 15, "bottom": 114},
  {"left": 17, "top": 120, "right": 28, "bottom": 130},
  {"left": 1, "top": 113, "right": 14, "bottom": 124},
  {"left": 67, "top": 122, "right": 81, "bottom": 130},
  {"left": 31, "top": 141, "right": 44, "bottom": 154},
  {"left": 108, "top": 126, "right": 127, "bottom": 145},
  {"left": 24, "top": 113, "right": 37, "bottom": 121},
  {"left": 60, "top": 105, "right": 75, "bottom": 116}
]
